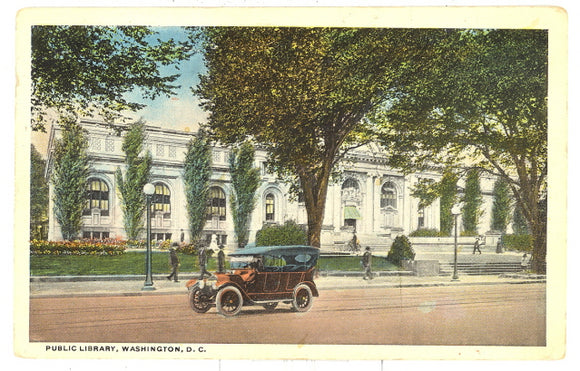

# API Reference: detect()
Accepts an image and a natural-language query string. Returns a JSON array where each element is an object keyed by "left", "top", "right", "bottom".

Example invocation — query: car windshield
[{"left": 229, "top": 256, "right": 255, "bottom": 269}]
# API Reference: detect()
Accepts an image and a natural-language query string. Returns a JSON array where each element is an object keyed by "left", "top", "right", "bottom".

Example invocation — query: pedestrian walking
[
  {"left": 361, "top": 246, "right": 373, "bottom": 280},
  {"left": 472, "top": 237, "right": 482, "bottom": 254},
  {"left": 198, "top": 245, "right": 212, "bottom": 279},
  {"left": 166, "top": 243, "right": 180, "bottom": 282},
  {"left": 217, "top": 244, "right": 226, "bottom": 273}
]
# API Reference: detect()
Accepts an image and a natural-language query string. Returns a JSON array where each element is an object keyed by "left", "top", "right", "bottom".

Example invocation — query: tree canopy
[
  {"left": 195, "top": 27, "right": 444, "bottom": 247},
  {"left": 31, "top": 26, "right": 191, "bottom": 131},
  {"left": 373, "top": 29, "right": 547, "bottom": 272}
]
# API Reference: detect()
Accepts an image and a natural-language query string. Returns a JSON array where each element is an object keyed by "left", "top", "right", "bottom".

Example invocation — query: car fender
[
  {"left": 185, "top": 278, "right": 199, "bottom": 289},
  {"left": 302, "top": 281, "right": 319, "bottom": 297}
]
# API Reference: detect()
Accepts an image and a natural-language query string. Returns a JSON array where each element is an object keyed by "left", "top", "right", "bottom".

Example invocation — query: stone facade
[{"left": 45, "top": 119, "right": 499, "bottom": 251}]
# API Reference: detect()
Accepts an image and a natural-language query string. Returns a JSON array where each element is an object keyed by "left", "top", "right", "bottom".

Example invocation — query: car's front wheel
[
  {"left": 216, "top": 286, "right": 244, "bottom": 317},
  {"left": 291, "top": 283, "right": 313, "bottom": 312},
  {"left": 189, "top": 287, "right": 212, "bottom": 313}
]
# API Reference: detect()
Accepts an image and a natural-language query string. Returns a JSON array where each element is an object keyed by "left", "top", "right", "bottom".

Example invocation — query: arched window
[
  {"left": 381, "top": 182, "right": 397, "bottom": 209},
  {"left": 152, "top": 182, "right": 171, "bottom": 216},
  {"left": 265, "top": 193, "right": 275, "bottom": 221},
  {"left": 84, "top": 178, "right": 109, "bottom": 216},
  {"left": 207, "top": 186, "right": 226, "bottom": 221},
  {"left": 342, "top": 178, "right": 359, "bottom": 191}
]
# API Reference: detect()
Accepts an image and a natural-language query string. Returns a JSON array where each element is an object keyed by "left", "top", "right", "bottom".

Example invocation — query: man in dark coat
[
  {"left": 198, "top": 245, "right": 212, "bottom": 279},
  {"left": 362, "top": 246, "right": 373, "bottom": 280},
  {"left": 217, "top": 244, "right": 226, "bottom": 273},
  {"left": 167, "top": 244, "right": 180, "bottom": 282},
  {"left": 472, "top": 237, "right": 482, "bottom": 254}
]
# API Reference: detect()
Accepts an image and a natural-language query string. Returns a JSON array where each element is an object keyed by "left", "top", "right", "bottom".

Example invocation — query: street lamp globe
[
  {"left": 451, "top": 204, "right": 461, "bottom": 216},
  {"left": 143, "top": 183, "right": 155, "bottom": 196}
]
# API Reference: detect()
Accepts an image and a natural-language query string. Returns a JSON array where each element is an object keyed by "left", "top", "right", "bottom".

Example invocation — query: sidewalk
[{"left": 29, "top": 272, "right": 546, "bottom": 298}]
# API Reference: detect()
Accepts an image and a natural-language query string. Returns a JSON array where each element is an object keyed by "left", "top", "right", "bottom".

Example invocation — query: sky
[{"left": 122, "top": 27, "right": 208, "bottom": 132}]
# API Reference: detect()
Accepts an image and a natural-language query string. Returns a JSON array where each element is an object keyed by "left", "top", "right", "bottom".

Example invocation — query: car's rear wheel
[
  {"left": 189, "top": 287, "right": 212, "bottom": 313},
  {"left": 216, "top": 286, "right": 243, "bottom": 317},
  {"left": 291, "top": 283, "right": 313, "bottom": 312},
  {"left": 262, "top": 302, "right": 278, "bottom": 312}
]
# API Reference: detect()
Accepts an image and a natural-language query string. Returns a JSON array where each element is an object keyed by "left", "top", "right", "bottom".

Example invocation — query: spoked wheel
[
  {"left": 291, "top": 283, "right": 313, "bottom": 312},
  {"left": 262, "top": 302, "right": 278, "bottom": 312},
  {"left": 188, "top": 287, "right": 212, "bottom": 313},
  {"left": 216, "top": 286, "right": 244, "bottom": 317}
]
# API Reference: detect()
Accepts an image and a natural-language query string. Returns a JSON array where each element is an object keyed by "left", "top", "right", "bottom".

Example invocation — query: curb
[{"left": 29, "top": 270, "right": 414, "bottom": 282}]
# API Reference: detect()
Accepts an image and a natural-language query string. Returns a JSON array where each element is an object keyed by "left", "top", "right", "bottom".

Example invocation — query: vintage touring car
[{"left": 185, "top": 245, "right": 319, "bottom": 317}]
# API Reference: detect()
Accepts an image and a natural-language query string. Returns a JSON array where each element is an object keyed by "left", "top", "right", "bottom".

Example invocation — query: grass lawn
[{"left": 30, "top": 251, "right": 399, "bottom": 276}]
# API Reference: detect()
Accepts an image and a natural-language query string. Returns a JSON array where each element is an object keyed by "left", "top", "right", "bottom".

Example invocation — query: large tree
[
  {"left": 31, "top": 26, "right": 191, "bottom": 131},
  {"left": 30, "top": 144, "right": 49, "bottom": 240},
  {"left": 229, "top": 142, "right": 261, "bottom": 248},
  {"left": 183, "top": 131, "right": 212, "bottom": 244},
  {"left": 51, "top": 118, "right": 90, "bottom": 240},
  {"left": 115, "top": 121, "right": 152, "bottom": 241},
  {"left": 374, "top": 29, "right": 547, "bottom": 272},
  {"left": 195, "top": 27, "right": 441, "bottom": 247}
]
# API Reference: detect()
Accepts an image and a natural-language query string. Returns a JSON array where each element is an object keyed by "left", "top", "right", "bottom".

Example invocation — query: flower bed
[{"left": 30, "top": 239, "right": 127, "bottom": 256}]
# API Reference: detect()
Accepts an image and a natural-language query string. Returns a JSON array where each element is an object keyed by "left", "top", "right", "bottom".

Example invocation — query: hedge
[
  {"left": 30, "top": 239, "right": 126, "bottom": 256},
  {"left": 255, "top": 220, "right": 308, "bottom": 246},
  {"left": 502, "top": 234, "right": 533, "bottom": 252}
]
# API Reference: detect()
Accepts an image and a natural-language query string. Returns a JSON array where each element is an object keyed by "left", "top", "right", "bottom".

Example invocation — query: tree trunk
[{"left": 298, "top": 163, "right": 332, "bottom": 249}]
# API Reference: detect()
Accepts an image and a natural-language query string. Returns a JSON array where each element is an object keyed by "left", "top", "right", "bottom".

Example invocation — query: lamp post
[
  {"left": 142, "top": 183, "right": 156, "bottom": 291},
  {"left": 451, "top": 204, "right": 461, "bottom": 281}
]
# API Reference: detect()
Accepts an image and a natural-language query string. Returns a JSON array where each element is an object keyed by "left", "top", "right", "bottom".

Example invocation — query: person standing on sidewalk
[
  {"left": 496, "top": 236, "right": 504, "bottom": 254},
  {"left": 361, "top": 246, "right": 373, "bottom": 280},
  {"left": 472, "top": 237, "right": 482, "bottom": 254},
  {"left": 167, "top": 244, "right": 180, "bottom": 282},
  {"left": 217, "top": 244, "right": 226, "bottom": 273},
  {"left": 198, "top": 245, "right": 212, "bottom": 279}
]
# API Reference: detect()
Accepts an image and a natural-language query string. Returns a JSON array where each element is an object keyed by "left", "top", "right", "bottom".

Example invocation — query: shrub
[
  {"left": 255, "top": 220, "right": 308, "bottom": 246},
  {"left": 502, "top": 234, "right": 533, "bottom": 252},
  {"left": 387, "top": 235, "right": 415, "bottom": 267},
  {"left": 30, "top": 239, "right": 126, "bottom": 256}
]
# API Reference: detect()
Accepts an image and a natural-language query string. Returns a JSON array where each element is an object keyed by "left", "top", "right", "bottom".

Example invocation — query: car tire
[
  {"left": 216, "top": 286, "right": 244, "bottom": 317},
  {"left": 189, "top": 287, "right": 212, "bottom": 313},
  {"left": 262, "top": 302, "right": 278, "bottom": 312},
  {"left": 291, "top": 283, "right": 313, "bottom": 312}
]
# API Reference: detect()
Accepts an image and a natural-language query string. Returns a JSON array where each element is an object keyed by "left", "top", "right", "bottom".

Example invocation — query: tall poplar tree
[
  {"left": 229, "top": 142, "right": 261, "bottom": 248},
  {"left": 183, "top": 131, "right": 212, "bottom": 244},
  {"left": 491, "top": 177, "right": 512, "bottom": 233},
  {"left": 115, "top": 121, "right": 152, "bottom": 241},
  {"left": 30, "top": 144, "right": 49, "bottom": 239},
  {"left": 439, "top": 171, "right": 459, "bottom": 236},
  {"left": 462, "top": 169, "right": 483, "bottom": 235},
  {"left": 51, "top": 118, "right": 90, "bottom": 240}
]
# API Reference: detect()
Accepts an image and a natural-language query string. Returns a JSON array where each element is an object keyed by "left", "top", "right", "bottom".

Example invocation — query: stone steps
[{"left": 439, "top": 262, "right": 522, "bottom": 276}]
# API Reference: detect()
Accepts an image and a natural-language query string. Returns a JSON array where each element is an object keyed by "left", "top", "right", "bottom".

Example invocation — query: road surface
[{"left": 30, "top": 283, "right": 545, "bottom": 346}]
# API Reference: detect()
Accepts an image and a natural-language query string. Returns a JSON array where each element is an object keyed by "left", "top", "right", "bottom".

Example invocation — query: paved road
[{"left": 30, "top": 283, "right": 545, "bottom": 346}]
